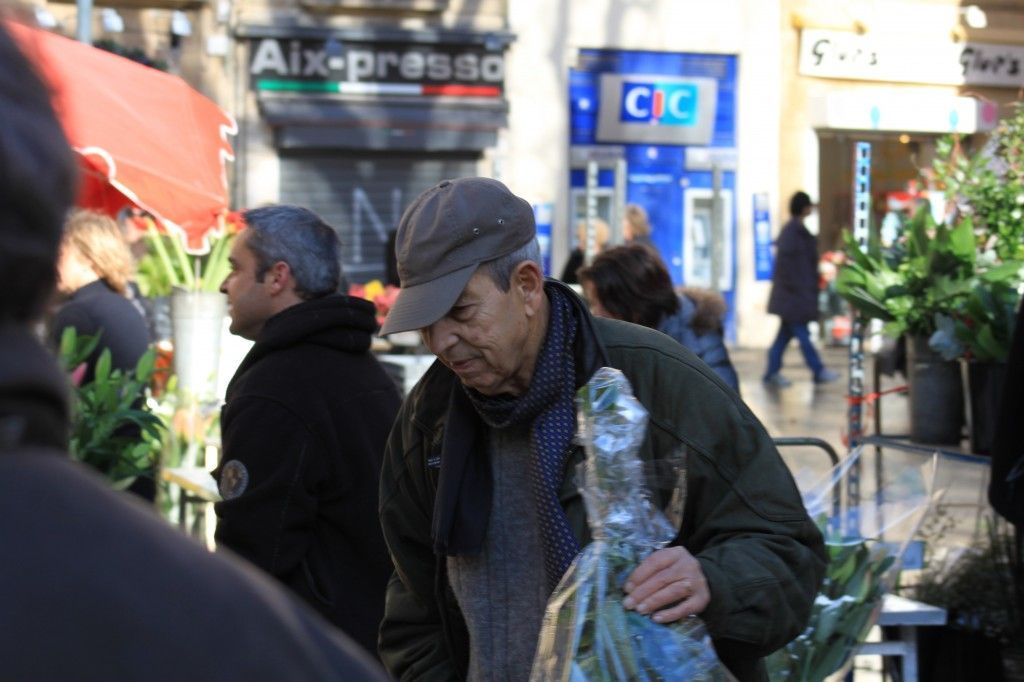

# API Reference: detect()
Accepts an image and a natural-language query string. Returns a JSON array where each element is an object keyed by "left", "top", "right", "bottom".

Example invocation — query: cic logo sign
[{"left": 620, "top": 81, "right": 698, "bottom": 126}]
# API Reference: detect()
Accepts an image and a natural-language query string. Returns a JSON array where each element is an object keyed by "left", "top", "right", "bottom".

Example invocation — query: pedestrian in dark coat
[
  {"left": 376, "top": 178, "right": 824, "bottom": 681},
  {"left": 0, "top": 21, "right": 386, "bottom": 680},
  {"left": 763, "top": 191, "right": 839, "bottom": 387},
  {"left": 215, "top": 205, "right": 401, "bottom": 656}
]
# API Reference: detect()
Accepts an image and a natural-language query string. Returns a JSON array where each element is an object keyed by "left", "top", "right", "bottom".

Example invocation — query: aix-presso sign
[{"left": 249, "top": 37, "right": 505, "bottom": 97}]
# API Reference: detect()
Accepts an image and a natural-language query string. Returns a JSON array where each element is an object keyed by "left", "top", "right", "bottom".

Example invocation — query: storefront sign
[
  {"left": 249, "top": 37, "right": 504, "bottom": 96},
  {"left": 809, "top": 90, "right": 999, "bottom": 133},
  {"left": 753, "top": 193, "right": 773, "bottom": 281},
  {"left": 596, "top": 73, "right": 717, "bottom": 145},
  {"left": 800, "top": 28, "right": 1024, "bottom": 88},
  {"left": 619, "top": 81, "right": 698, "bottom": 126}
]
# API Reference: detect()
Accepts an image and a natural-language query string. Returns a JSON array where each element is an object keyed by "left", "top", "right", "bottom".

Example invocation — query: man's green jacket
[{"left": 379, "top": 284, "right": 826, "bottom": 681}]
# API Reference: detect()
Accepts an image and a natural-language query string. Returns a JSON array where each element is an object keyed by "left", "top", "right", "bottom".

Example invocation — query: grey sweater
[{"left": 446, "top": 424, "right": 551, "bottom": 681}]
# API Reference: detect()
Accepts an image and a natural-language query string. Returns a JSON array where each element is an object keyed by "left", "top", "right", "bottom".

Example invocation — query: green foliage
[
  {"left": 836, "top": 208, "right": 978, "bottom": 337},
  {"left": 932, "top": 106, "right": 1024, "bottom": 262},
  {"left": 58, "top": 327, "right": 164, "bottom": 489},
  {"left": 839, "top": 109, "right": 1024, "bottom": 357},
  {"left": 135, "top": 223, "right": 235, "bottom": 297},
  {"left": 766, "top": 534, "right": 897, "bottom": 682},
  {"left": 931, "top": 271, "right": 1024, "bottom": 361}
]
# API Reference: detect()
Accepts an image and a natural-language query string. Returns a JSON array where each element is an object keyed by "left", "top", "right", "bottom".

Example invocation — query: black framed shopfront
[{"left": 238, "top": 24, "right": 512, "bottom": 283}]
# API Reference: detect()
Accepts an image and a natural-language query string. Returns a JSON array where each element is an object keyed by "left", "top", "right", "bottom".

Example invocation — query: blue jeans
[{"left": 765, "top": 320, "right": 824, "bottom": 378}]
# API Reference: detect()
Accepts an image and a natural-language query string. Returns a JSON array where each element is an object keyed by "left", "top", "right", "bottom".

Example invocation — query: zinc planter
[
  {"left": 170, "top": 288, "right": 226, "bottom": 403},
  {"left": 907, "top": 335, "right": 964, "bottom": 445},
  {"left": 962, "top": 360, "right": 1008, "bottom": 456}
]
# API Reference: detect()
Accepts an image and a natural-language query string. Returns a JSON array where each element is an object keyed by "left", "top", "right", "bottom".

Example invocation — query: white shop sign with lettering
[{"left": 800, "top": 28, "right": 1024, "bottom": 88}]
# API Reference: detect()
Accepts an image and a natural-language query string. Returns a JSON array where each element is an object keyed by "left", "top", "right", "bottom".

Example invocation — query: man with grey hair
[
  {"left": 378, "top": 178, "right": 825, "bottom": 681},
  {"left": 216, "top": 205, "right": 401, "bottom": 656}
]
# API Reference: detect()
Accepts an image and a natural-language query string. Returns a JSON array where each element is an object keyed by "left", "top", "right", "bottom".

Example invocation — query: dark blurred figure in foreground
[
  {"left": 0, "top": 17, "right": 385, "bottom": 682},
  {"left": 990, "top": 296, "right": 1024, "bottom": 526},
  {"left": 578, "top": 243, "right": 740, "bottom": 393}
]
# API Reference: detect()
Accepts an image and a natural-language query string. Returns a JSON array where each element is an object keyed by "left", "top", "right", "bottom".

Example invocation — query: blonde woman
[
  {"left": 622, "top": 203, "right": 655, "bottom": 249},
  {"left": 52, "top": 209, "right": 150, "bottom": 384},
  {"left": 559, "top": 217, "right": 610, "bottom": 284}
]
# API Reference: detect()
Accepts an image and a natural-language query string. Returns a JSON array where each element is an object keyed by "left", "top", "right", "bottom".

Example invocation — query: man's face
[
  {"left": 220, "top": 231, "right": 273, "bottom": 340},
  {"left": 420, "top": 267, "right": 534, "bottom": 397}
]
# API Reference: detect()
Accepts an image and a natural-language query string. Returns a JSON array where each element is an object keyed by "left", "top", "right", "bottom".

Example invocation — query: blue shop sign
[
  {"left": 753, "top": 192, "right": 774, "bottom": 281},
  {"left": 619, "top": 81, "right": 698, "bottom": 125}
]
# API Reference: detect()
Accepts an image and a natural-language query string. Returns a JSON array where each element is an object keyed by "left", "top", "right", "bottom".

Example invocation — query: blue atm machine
[{"left": 569, "top": 50, "right": 738, "bottom": 339}]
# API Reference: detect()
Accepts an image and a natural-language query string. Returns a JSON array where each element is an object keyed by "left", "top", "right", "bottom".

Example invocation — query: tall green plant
[
  {"left": 135, "top": 223, "right": 235, "bottom": 297},
  {"left": 836, "top": 208, "right": 976, "bottom": 337}
]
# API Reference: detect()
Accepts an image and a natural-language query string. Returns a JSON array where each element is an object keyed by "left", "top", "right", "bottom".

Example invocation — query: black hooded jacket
[{"left": 214, "top": 294, "right": 401, "bottom": 656}]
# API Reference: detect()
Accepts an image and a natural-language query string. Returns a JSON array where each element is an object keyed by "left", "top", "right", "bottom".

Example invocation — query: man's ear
[
  {"left": 512, "top": 260, "right": 545, "bottom": 314},
  {"left": 265, "top": 261, "right": 293, "bottom": 296}
]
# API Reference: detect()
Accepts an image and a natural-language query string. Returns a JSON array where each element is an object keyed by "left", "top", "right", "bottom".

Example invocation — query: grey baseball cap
[{"left": 379, "top": 177, "right": 535, "bottom": 336}]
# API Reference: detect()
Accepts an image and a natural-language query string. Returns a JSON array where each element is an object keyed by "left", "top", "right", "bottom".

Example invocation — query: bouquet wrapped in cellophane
[{"left": 530, "top": 368, "right": 733, "bottom": 682}]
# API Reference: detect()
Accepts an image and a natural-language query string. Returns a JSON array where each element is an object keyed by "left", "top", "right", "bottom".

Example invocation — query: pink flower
[{"left": 70, "top": 362, "right": 88, "bottom": 387}]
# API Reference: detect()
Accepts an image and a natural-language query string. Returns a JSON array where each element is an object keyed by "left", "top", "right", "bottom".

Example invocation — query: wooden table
[{"left": 161, "top": 466, "right": 220, "bottom": 546}]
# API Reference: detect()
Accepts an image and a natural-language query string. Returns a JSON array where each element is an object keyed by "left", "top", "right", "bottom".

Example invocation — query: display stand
[{"left": 847, "top": 141, "right": 872, "bottom": 513}]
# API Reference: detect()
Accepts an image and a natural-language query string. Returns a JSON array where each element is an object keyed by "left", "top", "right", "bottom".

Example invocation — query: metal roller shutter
[{"left": 279, "top": 151, "right": 479, "bottom": 283}]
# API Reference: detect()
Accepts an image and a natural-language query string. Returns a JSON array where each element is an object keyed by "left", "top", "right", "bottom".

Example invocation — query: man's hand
[{"left": 622, "top": 546, "right": 710, "bottom": 623}]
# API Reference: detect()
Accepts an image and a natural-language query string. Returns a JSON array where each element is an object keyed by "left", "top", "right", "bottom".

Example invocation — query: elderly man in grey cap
[{"left": 377, "top": 177, "right": 825, "bottom": 682}]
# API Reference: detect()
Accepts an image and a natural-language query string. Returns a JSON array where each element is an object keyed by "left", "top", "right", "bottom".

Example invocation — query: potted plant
[
  {"left": 926, "top": 107, "right": 1024, "bottom": 454},
  {"left": 135, "top": 215, "right": 241, "bottom": 402},
  {"left": 837, "top": 208, "right": 975, "bottom": 444},
  {"left": 930, "top": 267, "right": 1024, "bottom": 454},
  {"left": 58, "top": 328, "right": 164, "bottom": 490},
  {"left": 911, "top": 515, "right": 1024, "bottom": 681}
]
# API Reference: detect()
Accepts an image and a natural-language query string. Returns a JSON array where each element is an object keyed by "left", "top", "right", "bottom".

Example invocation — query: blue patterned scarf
[{"left": 464, "top": 284, "right": 580, "bottom": 591}]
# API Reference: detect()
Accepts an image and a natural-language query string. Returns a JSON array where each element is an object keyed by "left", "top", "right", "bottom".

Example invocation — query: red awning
[{"left": 8, "top": 20, "right": 237, "bottom": 252}]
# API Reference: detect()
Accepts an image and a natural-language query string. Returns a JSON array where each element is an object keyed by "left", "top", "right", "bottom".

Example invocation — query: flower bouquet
[
  {"left": 766, "top": 447, "right": 938, "bottom": 681},
  {"left": 530, "top": 367, "right": 732, "bottom": 682},
  {"left": 349, "top": 279, "right": 400, "bottom": 328},
  {"left": 135, "top": 211, "right": 243, "bottom": 297}
]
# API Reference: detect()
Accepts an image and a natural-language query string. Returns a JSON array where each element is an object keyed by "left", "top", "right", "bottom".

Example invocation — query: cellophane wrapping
[
  {"left": 530, "top": 367, "right": 733, "bottom": 682},
  {"left": 766, "top": 446, "right": 939, "bottom": 681}
]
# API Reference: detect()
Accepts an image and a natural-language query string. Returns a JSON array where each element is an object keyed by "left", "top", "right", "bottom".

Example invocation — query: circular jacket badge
[{"left": 218, "top": 460, "right": 249, "bottom": 500}]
